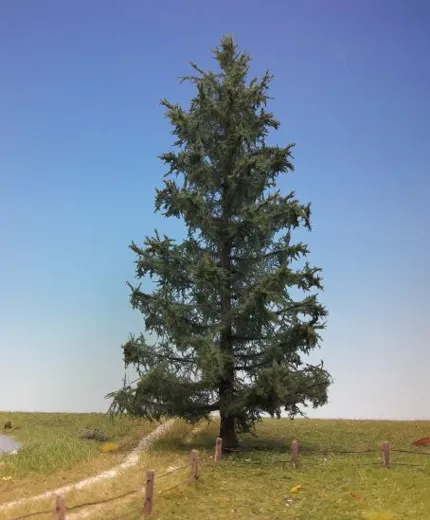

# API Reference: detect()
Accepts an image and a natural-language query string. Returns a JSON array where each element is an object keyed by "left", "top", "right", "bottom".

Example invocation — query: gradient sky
[{"left": 1, "top": 0, "right": 429, "bottom": 419}]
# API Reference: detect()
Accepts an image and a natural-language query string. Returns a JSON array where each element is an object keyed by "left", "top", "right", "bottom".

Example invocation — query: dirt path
[
  {"left": 0, "top": 419, "right": 174, "bottom": 514},
  {"left": 67, "top": 420, "right": 209, "bottom": 519}
]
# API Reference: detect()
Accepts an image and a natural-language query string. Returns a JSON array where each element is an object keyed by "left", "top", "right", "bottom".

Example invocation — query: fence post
[
  {"left": 382, "top": 441, "right": 390, "bottom": 468},
  {"left": 215, "top": 437, "right": 223, "bottom": 462},
  {"left": 144, "top": 470, "right": 155, "bottom": 517},
  {"left": 291, "top": 440, "right": 299, "bottom": 469},
  {"left": 55, "top": 494, "right": 66, "bottom": 520},
  {"left": 191, "top": 449, "right": 199, "bottom": 480}
]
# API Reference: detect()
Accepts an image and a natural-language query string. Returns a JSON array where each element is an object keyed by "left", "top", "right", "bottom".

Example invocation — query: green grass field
[
  {"left": 1, "top": 415, "right": 430, "bottom": 519},
  {"left": 0, "top": 411, "right": 156, "bottom": 503},
  {"left": 145, "top": 418, "right": 430, "bottom": 520}
]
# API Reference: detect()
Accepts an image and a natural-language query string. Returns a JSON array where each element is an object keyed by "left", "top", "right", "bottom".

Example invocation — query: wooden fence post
[
  {"left": 291, "top": 440, "right": 299, "bottom": 469},
  {"left": 215, "top": 437, "right": 223, "bottom": 462},
  {"left": 191, "top": 449, "right": 199, "bottom": 480},
  {"left": 382, "top": 441, "right": 390, "bottom": 468},
  {"left": 144, "top": 470, "right": 155, "bottom": 517},
  {"left": 55, "top": 494, "right": 66, "bottom": 520}
]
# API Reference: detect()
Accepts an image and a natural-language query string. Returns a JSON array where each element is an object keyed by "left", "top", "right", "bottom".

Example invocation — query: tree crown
[{"left": 108, "top": 36, "right": 331, "bottom": 437}]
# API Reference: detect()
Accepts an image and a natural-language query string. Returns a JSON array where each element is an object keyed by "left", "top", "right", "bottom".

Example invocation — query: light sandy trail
[
  {"left": 67, "top": 420, "right": 208, "bottom": 520},
  {"left": 0, "top": 419, "right": 175, "bottom": 514}
]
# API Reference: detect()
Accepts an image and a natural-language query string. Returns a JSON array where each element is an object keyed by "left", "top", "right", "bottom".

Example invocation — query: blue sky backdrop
[{"left": 1, "top": 0, "right": 429, "bottom": 419}]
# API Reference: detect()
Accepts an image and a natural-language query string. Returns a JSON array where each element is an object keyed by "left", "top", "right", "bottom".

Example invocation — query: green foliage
[{"left": 108, "top": 35, "right": 332, "bottom": 443}]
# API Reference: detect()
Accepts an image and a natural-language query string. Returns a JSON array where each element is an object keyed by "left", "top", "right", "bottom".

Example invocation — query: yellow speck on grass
[
  {"left": 99, "top": 442, "right": 120, "bottom": 453},
  {"left": 290, "top": 484, "right": 302, "bottom": 493}
]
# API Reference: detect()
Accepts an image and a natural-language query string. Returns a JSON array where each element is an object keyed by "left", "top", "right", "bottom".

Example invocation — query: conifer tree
[{"left": 108, "top": 36, "right": 332, "bottom": 449}]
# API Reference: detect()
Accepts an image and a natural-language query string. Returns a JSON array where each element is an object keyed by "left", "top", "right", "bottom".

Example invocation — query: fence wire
[
  {"left": 5, "top": 447, "right": 430, "bottom": 520},
  {"left": 65, "top": 489, "right": 139, "bottom": 512},
  {"left": 9, "top": 509, "right": 53, "bottom": 520},
  {"left": 391, "top": 449, "right": 430, "bottom": 455},
  {"left": 156, "top": 463, "right": 191, "bottom": 480},
  {"left": 158, "top": 478, "right": 191, "bottom": 497},
  {"left": 8, "top": 489, "right": 139, "bottom": 520},
  {"left": 7, "top": 462, "right": 195, "bottom": 520}
]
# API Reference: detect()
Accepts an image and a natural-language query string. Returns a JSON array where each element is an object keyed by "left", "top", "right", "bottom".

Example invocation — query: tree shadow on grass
[
  {"left": 152, "top": 418, "right": 327, "bottom": 459},
  {"left": 158, "top": 430, "right": 293, "bottom": 456}
]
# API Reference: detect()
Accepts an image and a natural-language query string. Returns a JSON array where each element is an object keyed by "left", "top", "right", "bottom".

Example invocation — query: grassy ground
[
  {"left": 146, "top": 418, "right": 430, "bottom": 520},
  {"left": 0, "top": 411, "right": 157, "bottom": 503},
  {"left": 0, "top": 419, "right": 194, "bottom": 520},
  {"left": 2, "top": 417, "right": 430, "bottom": 519}
]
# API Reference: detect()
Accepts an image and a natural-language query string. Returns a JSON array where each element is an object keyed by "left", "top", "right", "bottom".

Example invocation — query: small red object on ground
[{"left": 413, "top": 437, "right": 430, "bottom": 447}]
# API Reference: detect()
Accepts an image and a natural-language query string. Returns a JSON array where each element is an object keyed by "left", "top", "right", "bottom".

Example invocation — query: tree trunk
[
  {"left": 219, "top": 407, "right": 238, "bottom": 450},
  {"left": 219, "top": 316, "right": 238, "bottom": 450},
  {"left": 218, "top": 171, "right": 238, "bottom": 451},
  {"left": 218, "top": 337, "right": 238, "bottom": 450},
  {"left": 219, "top": 364, "right": 238, "bottom": 450}
]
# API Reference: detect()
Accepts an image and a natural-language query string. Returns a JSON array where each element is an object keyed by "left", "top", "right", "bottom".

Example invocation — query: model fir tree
[{"left": 108, "top": 36, "right": 332, "bottom": 449}]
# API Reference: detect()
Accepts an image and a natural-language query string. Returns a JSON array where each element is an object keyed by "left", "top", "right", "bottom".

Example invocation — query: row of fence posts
[
  {"left": 291, "top": 439, "right": 391, "bottom": 468},
  {"left": 143, "top": 448, "right": 200, "bottom": 516},
  {"left": 52, "top": 437, "right": 394, "bottom": 518},
  {"left": 143, "top": 437, "right": 222, "bottom": 516},
  {"left": 290, "top": 440, "right": 392, "bottom": 469},
  {"left": 215, "top": 438, "right": 392, "bottom": 468},
  {"left": 143, "top": 438, "right": 393, "bottom": 517}
]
